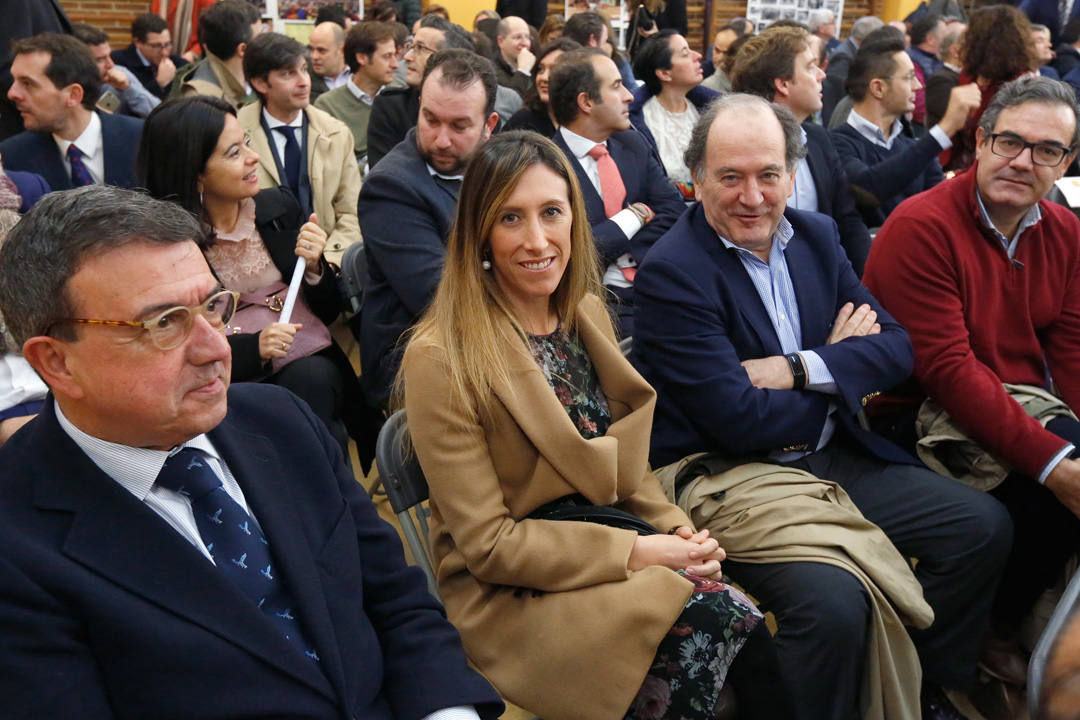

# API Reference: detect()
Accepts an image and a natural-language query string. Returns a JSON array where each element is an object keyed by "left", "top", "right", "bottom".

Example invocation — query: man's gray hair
[
  {"left": 978, "top": 76, "right": 1080, "bottom": 149},
  {"left": 685, "top": 94, "right": 808, "bottom": 183},
  {"left": 807, "top": 9, "right": 835, "bottom": 33},
  {"left": 940, "top": 25, "right": 964, "bottom": 60},
  {"left": 0, "top": 186, "right": 207, "bottom": 347},
  {"left": 851, "top": 16, "right": 885, "bottom": 44}
]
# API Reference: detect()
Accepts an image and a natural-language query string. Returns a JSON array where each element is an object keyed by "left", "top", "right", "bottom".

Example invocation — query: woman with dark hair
[
  {"left": 944, "top": 4, "right": 1037, "bottom": 170},
  {"left": 630, "top": 30, "right": 714, "bottom": 199},
  {"left": 138, "top": 96, "right": 364, "bottom": 457},
  {"left": 505, "top": 37, "right": 581, "bottom": 136},
  {"left": 399, "top": 131, "right": 794, "bottom": 720}
]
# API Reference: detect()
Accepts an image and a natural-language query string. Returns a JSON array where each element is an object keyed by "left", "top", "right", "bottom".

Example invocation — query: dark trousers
[
  {"left": 606, "top": 283, "right": 634, "bottom": 339},
  {"left": 989, "top": 415, "right": 1080, "bottom": 631},
  {"left": 723, "top": 434, "right": 1013, "bottom": 720},
  {"left": 271, "top": 353, "right": 349, "bottom": 455}
]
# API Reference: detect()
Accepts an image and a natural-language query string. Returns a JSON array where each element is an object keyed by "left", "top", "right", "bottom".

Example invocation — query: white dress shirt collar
[{"left": 847, "top": 108, "right": 903, "bottom": 149}]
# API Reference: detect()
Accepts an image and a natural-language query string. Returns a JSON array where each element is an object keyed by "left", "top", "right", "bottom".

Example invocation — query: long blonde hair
[{"left": 396, "top": 131, "right": 602, "bottom": 421}]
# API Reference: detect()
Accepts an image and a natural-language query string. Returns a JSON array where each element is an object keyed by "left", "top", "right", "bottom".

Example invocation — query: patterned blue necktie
[
  {"left": 272, "top": 125, "right": 301, "bottom": 198},
  {"left": 66, "top": 144, "right": 95, "bottom": 187},
  {"left": 156, "top": 447, "right": 320, "bottom": 663}
]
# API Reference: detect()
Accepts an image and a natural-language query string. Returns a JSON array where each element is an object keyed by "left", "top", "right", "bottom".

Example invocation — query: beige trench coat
[{"left": 402, "top": 295, "right": 697, "bottom": 720}]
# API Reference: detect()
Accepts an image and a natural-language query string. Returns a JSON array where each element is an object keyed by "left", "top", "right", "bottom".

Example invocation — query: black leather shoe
[{"left": 921, "top": 684, "right": 973, "bottom": 720}]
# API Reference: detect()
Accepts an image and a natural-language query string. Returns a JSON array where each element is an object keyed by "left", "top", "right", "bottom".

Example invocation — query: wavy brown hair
[
  {"left": 396, "top": 131, "right": 602, "bottom": 421},
  {"left": 961, "top": 5, "right": 1036, "bottom": 83}
]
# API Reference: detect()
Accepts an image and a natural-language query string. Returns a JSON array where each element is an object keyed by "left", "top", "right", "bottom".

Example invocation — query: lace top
[
  {"left": 204, "top": 197, "right": 282, "bottom": 293},
  {"left": 527, "top": 327, "right": 612, "bottom": 439},
  {"left": 642, "top": 96, "right": 698, "bottom": 200}
]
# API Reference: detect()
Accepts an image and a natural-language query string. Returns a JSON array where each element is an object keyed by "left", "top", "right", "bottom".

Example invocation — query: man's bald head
[{"left": 309, "top": 21, "right": 346, "bottom": 77}]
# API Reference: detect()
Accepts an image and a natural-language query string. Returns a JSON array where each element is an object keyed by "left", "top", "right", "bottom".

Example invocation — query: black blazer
[
  {"left": 0, "top": 383, "right": 503, "bottom": 719},
  {"left": 215, "top": 188, "right": 342, "bottom": 382},
  {"left": 0, "top": 0, "right": 70, "bottom": 141},
  {"left": 110, "top": 44, "right": 189, "bottom": 99},
  {"left": 0, "top": 111, "right": 143, "bottom": 191},
  {"left": 803, "top": 121, "right": 873, "bottom": 276},
  {"left": 367, "top": 86, "right": 420, "bottom": 170},
  {"left": 356, "top": 127, "right": 459, "bottom": 409},
  {"left": 552, "top": 128, "right": 687, "bottom": 267}
]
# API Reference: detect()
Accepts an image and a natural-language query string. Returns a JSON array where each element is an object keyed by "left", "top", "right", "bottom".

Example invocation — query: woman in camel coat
[{"left": 400, "top": 131, "right": 792, "bottom": 720}]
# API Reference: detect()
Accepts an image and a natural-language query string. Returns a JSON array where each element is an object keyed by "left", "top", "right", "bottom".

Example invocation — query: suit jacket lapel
[
  {"left": 252, "top": 118, "right": 282, "bottom": 185},
  {"left": 209, "top": 416, "right": 344, "bottom": 703},
  {"left": 555, "top": 132, "right": 606, "bottom": 224},
  {"left": 31, "top": 403, "right": 334, "bottom": 701},
  {"left": 31, "top": 132, "right": 71, "bottom": 190},
  {"left": 491, "top": 302, "right": 655, "bottom": 504},
  {"left": 782, "top": 222, "right": 830, "bottom": 348},
  {"left": 694, "top": 209, "right": 783, "bottom": 356}
]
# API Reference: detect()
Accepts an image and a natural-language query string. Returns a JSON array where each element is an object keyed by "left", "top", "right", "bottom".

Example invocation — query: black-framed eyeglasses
[
  {"left": 404, "top": 39, "right": 437, "bottom": 55},
  {"left": 51, "top": 290, "right": 239, "bottom": 350},
  {"left": 988, "top": 132, "right": 1074, "bottom": 167}
]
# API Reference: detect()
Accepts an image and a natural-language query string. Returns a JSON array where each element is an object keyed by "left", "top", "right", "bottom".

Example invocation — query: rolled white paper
[{"left": 279, "top": 256, "right": 306, "bottom": 324}]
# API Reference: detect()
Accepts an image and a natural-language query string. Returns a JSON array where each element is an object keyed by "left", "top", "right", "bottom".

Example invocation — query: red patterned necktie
[{"left": 587, "top": 143, "right": 626, "bottom": 218}]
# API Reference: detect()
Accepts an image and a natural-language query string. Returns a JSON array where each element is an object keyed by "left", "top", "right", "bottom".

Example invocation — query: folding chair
[
  {"left": 338, "top": 241, "right": 367, "bottom": 316},
  {"left": 1029, "top": 569, "right": 1080, "bottom": 717},
  {"left": 375, "top": 410, "right": 439, "bottom": 600}
]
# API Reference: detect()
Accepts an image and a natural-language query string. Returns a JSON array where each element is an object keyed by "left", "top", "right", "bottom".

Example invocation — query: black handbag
[{"left": 526, "top": 493, "right": 658, "bottom": 536}]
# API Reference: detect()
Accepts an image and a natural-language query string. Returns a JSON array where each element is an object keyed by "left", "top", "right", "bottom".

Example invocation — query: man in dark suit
[
  {"left": 0, "top": 185, "right": 503, "bottom": 720},
  {"left": 634, "top": 93, "right": 1011, "bottom": 720},
  {"left": 111, "top": 13, "right": 188, "bottom": 100},
  {"left": 822, "top": 15, "right": 883, "bottom": 125},
  {"left": 366, "top": 14, "right": 474, "bottom": 169},
  {"left": 0, "top": 33, "right": 142, "bottom": 191},
  {"left": 549, "top": 48, "right": 686, "bottom": 335},
  {"left": 357, "top": 49, "right": 498, "bottom": 410},
  {"left": 730, "top": 25, "right": 873, "bottom": 275},
  {"left": 1021, "top": 0, "right": 1080, "bottom": 44}
]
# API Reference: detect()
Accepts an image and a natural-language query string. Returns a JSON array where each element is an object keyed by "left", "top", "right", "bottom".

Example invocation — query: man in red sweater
[{"left": 865, "top": 75, "right": 1080, "bottom": 681}]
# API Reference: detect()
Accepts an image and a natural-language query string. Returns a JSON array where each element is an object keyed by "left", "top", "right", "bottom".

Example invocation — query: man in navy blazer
[
  {"left": 0, "top": 186, "right": 502, "bottom": 720},
  {"left": 356, "top": 49, "right": 498, "bottom": 410},
  {"left": 0, "top": 33, "right": 142, "bottom": 191},
  {"left": 549, "top": 48, "right": 686, "bottom": 336},
  {"left": 634, "top": 94, "right": 1011, "bottom": 720}
]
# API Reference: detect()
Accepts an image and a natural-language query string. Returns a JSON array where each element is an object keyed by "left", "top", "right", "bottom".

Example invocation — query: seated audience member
[
  {"left": 111, "top": 12, "right": 188, "bottom": 100},
  {"left": 140, "top": 96, "right": 365, "bottom": 458},
  {"left": 1052, "top": 16, "right": 1080, "bottom": 77},
  {"left": 357, "top": 49, "right": 497, "bottom": 411},
  {"left": 730, "top": 25, "right": 873, "bottom": 275},
  {"left": 701, "top": 23, "right": 741, "bottom": 92},
  {"left": 474, "top": 8, "right": 500, "bottom": 30},
  {"left": 152, "top": 0, "right": 215, "bottom": 59},
  {"left": 825, "top": 24, "right": 908, "bottom": 130},
  {"left": 314, "top": 21, "right": 398, "bottom": 165},
  {"left": 563, "top": 11, "right": 608, "bottom": 50},
  {"left": 401, "top": 129, "right": 794, "bottom": 720},
  {"left": 0, "top": 33, "right": 143, "bottom": 191},
  {"left": 0, "top": 184, "right": 503, "bottom": 720},
  {"left": 633, "top": 92, "right": 1012, "bottom": 720},
  {"left": 179, "top": 0, "right": 261, "bottom": 108},
  {"left": 307, "top": 21, "right": 351, "bottom": 103},
  {"left": 497, "top": 0, "right": 546, "bottom": 29},
  {"left": 539, "top": 14, "right": 566, "bottom": 45},
  {"left": 72, "top": 23, "right": 159, "bottom": 118},
  {"left": 924, "top": 21, "right": 965, "bottom": 128},
  {"left": 831, "top": 37, "right": 980, "bottom": 227},
  {"left": 238, "top": 33, "right": 361, "bottom": 264},
  {"left": 808, "top": 9, "right": 839, "bottom": 53},
  {"left": 549, "top": 48, "right": 685, "bottom": 337},
  {"left": 0, "top": 208, "right": 46, "bottom": 447},
  {"left": 505, "top": 37, "right": 581, "bottom": 135},
  {"left": 367, "top": 14, "right": 479, "bottom": 168},
  {"left": 864, "top": 76, "right": 1080, "bottom": 687},
  {"left": 493, "top": 16, "right": 535, "bottom": 98},
  {"left": 943, "top": 5, "right": 1037, "bottom": 171},
  {"left": 823, "top": 15, "right": 883, "bottom": 124},
  {"left": 907, "top": 13, "right": 946, "bottom": 125},
  {"left": 629, "top": 31, "right": 716, "bottom": 200},
  {"left": 1033, "top": 24, "right": 1060, "bottom": 78},
  {"left": 0, "top": 0, "right": 73, "bottom": 144}
]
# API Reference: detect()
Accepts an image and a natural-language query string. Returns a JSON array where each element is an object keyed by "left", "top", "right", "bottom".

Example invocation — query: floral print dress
[{"left": 527, "top": 329, "right": 766, "bottom": 720}]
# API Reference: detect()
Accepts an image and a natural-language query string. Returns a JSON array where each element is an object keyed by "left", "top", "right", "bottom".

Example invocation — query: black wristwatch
[{"left": 785, "top": 352, "right": 807, "bottom": 390}]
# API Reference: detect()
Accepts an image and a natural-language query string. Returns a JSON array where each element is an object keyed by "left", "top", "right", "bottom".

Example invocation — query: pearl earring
[{"left": 481, "top": 259, "right": 492, "bottom": 270}]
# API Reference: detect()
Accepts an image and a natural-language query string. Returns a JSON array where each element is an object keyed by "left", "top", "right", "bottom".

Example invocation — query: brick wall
[{"left": 61, "top": 0, "right": 154, "bottom": 47}]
